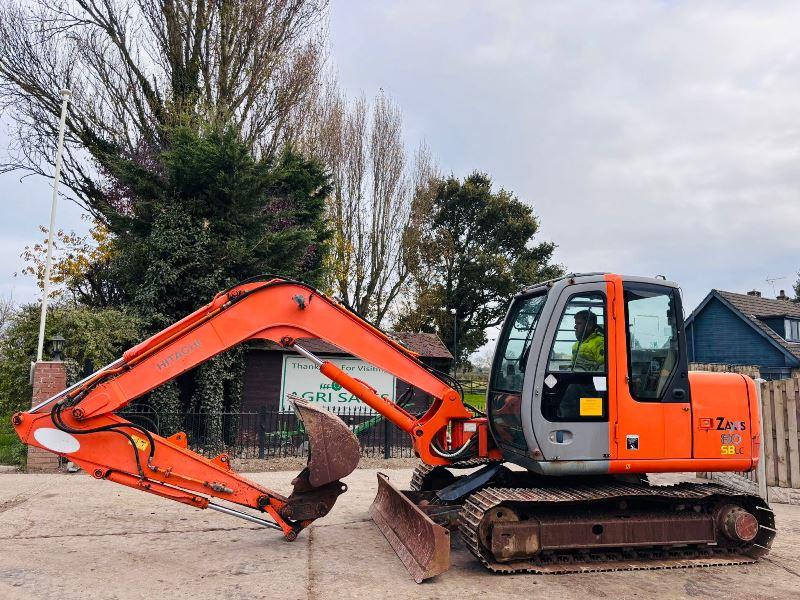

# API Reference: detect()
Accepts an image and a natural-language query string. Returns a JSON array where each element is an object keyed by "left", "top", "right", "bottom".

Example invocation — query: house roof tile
[
  {"left": 249, "top": 331, "right": 453, "bottom": 359},
  {"left": 717, "top": 290, "right": 800, "bottom": 319},
  {"left": 715, "top": 290, "right": 800, "bottom": 360}
]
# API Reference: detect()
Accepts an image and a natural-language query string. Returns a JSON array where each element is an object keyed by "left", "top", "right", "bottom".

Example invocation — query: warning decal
[
  {"left": 130, "top": 434, "right": 149, "bottom": 451},
  {"left": 579, "top": 397, "right": 603, "bottom": 417}
]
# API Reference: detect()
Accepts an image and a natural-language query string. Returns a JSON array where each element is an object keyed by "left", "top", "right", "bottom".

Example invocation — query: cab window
[
  {"left": 625, "top": 286, "right": 679, "bottom": 401},
  {"left": 489, "top": 292, "right": 547, "bottom": 451},
  {"left": 541, "top": 292, "right": 608, "bottom": 422},
  {"left": 491, "top": 293, "right": 547, "bottom": 393},
  {"left": 547, "top": 294, "right": 606, "bottom": 373}
]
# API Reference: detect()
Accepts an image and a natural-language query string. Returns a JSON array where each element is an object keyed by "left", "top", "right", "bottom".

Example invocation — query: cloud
[
  {"left": 331, "top": 0, "right": 800, "bottom": 308},
  {"left": 4, "top": 1, "right": 799, "bottom": 310},
  {"left": 0, "top": 122, "right": 90, "bottom": 304}
]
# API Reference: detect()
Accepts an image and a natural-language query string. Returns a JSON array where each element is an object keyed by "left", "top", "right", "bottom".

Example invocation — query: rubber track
[
  {"left": 460, "top": 481, "right": 776, "bottom": 574},
  {"left": 409, "top": 463, "right": 436, "bottom": 491}
]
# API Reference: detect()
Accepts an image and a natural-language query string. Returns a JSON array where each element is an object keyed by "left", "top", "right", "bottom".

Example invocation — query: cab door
[
  {"left": 530, "top": 282, "right": 612, "bottom": 461},
  {"left": 613, "top": 280, "right": 692, "bottom": 460}
]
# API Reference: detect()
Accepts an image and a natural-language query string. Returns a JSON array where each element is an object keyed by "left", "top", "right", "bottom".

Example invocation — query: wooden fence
[
  {"left": 705, "top": 376, "right": 800, "bottom": 502},
  {"left": 689, "top": 362, "right": 761, "bottom": 379},
  {"left": 761, "top": 376, "right": 800, "bottom": 488}
]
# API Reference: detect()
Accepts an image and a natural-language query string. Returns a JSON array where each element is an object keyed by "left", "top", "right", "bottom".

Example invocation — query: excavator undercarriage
[{"left": 369, "top": 463, "right": 775, "bottom": 580}]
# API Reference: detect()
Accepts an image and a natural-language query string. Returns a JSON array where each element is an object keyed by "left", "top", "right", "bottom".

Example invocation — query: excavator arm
[{"left": 13, "top": 277, "right": 496, "bottom": 540}]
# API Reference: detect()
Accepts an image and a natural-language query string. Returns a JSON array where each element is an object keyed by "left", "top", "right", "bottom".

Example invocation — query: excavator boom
[{"left": 13, "top": 277, "right": 490, "bottom": 544}]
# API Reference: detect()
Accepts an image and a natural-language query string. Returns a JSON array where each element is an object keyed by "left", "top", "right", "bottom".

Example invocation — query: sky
[
  {"left": 2, "top": 1, "right": 800, "bottom": 331},
  {"left": 0, "top": 124, "right": 89, "bottom": 304}
]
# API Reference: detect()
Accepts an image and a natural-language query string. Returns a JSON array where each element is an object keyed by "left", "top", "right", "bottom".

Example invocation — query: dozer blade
[
  {"left": 370, "top": 472, "right": 451, "bottom": 583},
  {"left": 291, "top": 397, "right": 360, "bottom": 487}
]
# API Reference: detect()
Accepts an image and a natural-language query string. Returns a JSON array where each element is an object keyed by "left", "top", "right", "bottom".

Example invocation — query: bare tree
[
  {"left": 0, "top": 294, "right": 14, "bottom": 339},
  {"left": 300, "top": 83, "right": 437, "bottom": 325},
  {"left": 471, "top": 346, "right": 495, "bottom": 373},
  {"left": 0, "top": 0, "right": 328, "bottom": 217}
]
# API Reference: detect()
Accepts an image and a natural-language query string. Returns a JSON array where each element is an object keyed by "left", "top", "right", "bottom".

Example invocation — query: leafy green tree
[
  {"left": 396, "top": 172, "right": 563, "bottom": 368},
  {"left": 0, "top": 303, "right": 141, "bottom": 416},
  {"left": 109, "top": 128, "right": 330, "bottom": 327},
  {"left": 8, "top": 128, "right": 331, "bottom": 446},
  {"left": 1, "top": 0, "right": 333, "bottom": 450},
  {"left": 100, "top": 128, "right": 330, "bottom": 433}
]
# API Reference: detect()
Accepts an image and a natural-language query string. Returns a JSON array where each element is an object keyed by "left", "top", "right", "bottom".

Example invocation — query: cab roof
[{"left": 520, "top": 272, "right": 681, "bottom": 296}]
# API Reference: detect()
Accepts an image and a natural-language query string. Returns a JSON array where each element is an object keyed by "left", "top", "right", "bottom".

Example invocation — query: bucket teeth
[
  {"left": 369, "top": 473, "right": 451, "bottom": 583},
  {"left": 291, "top": 398, "right": 360, "bottom": 488}
]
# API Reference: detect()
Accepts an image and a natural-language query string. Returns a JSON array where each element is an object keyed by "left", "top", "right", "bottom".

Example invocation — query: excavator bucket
[
  {"left": 291, "top": 397, "right": 360, "bottom": 487},
  {"left": 370, "top": 472, "right": 451, "bottom": 583}
]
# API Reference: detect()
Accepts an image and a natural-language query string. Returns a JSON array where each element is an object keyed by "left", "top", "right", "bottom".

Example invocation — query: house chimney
[
  {"left": 747, "top": 290, "right": 761, "bottom": 297},
  {"left": 778, "top": 290, "right": 790, "bottom": 301}
]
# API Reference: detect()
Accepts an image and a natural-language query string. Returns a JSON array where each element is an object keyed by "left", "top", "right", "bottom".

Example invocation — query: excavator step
[
  {"left": 460, "top": 481, "right": 775, "bottom": 574},
  {"left": 409, "top": 458, "right": 501, "bottom": 491}
]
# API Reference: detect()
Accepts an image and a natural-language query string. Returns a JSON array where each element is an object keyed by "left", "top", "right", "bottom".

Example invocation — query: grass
[
  {"left": 0, "top": 415, "right": 25, "bottom": 466},
  {"left": 463, "top": 392, "right": 487, "bottom": 412}
]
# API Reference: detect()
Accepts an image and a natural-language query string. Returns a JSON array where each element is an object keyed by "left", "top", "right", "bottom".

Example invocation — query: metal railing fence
[{"left": 120, "top": 406, "right": 415, "bottom": 459}]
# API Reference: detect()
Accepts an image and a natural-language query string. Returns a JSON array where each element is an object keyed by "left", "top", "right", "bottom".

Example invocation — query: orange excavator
[{"left": 13, "top": 273, "right": 775, "bottom": 582}]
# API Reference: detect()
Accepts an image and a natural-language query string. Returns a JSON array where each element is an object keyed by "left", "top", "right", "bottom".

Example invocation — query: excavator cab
[
  {"left": 487, "top": 273, "right": 693, "bottom": 472},
  {"left": 395, "top": 273, "right": 771, "bottom": 580}
]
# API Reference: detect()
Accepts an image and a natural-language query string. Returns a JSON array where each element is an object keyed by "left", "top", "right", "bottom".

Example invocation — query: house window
[{"left": 786, "top": 319, "right": 800, "bottom": 342}]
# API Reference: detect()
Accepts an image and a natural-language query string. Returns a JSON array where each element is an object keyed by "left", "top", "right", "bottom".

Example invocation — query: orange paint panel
[
  {"left": 603, "top": 273, "right": 754, "bottom": 470},
  {"left": 603, "top": 275, "right": 696, "bottom": 462},
  {"left": 604, "top": 277, "right": 618, "bottom": 460},
  {"left": 664, "top": 403, "right": 693, "bottom": 458},
  {"left": 606, "top": 275, "right": 668, "bottom": 460},
  {"left": 689, "top": 371, "right": 754, "bottom": 467}
]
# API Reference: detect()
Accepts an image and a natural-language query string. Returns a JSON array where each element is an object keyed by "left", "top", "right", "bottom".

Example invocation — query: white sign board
[{"left": 279, "top": 355, "right": 396, "bottom": 413}]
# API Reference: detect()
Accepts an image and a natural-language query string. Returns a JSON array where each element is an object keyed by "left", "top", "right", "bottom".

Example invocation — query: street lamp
[
  {"left": 48, "top": 334, "right": 65, "bottom": 361},
  {"left": 36, "top": 88, "right": 72, "bottom": 362}
]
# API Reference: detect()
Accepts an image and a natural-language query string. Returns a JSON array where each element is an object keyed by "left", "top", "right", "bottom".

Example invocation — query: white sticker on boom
[
  {"left": 33, "top": 428, "right": 80, "bottom": 454},
  {"left": 593, "top": 376, "right": 607, "bottom": 392},
  {"left": 544, "top": 374, "right": 557, "bottom": 389}
]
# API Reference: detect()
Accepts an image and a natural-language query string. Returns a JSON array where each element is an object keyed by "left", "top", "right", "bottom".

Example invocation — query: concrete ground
[{"left": 1, "top": 468, "right": 799, "bottom": 600}]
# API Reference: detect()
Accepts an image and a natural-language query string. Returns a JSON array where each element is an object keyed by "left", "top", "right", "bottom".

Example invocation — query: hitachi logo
[{"left": 156, "top": 339, "right": 202, "bottom": 371}]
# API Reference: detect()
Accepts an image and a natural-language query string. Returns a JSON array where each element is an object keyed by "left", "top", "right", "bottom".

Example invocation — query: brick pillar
[{"left": 27, "top": 361, "right": 67, "bottom": 472}]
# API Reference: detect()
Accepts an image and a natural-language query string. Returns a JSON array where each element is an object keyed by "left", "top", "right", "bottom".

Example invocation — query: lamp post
[{"left": 36, "top": 88, "right": 72, "bottom": 362}]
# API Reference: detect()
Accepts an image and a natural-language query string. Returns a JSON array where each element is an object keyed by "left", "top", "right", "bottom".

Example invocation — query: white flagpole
[{"left": 36, "top": 88, "right": 72, "bottom": 362}]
